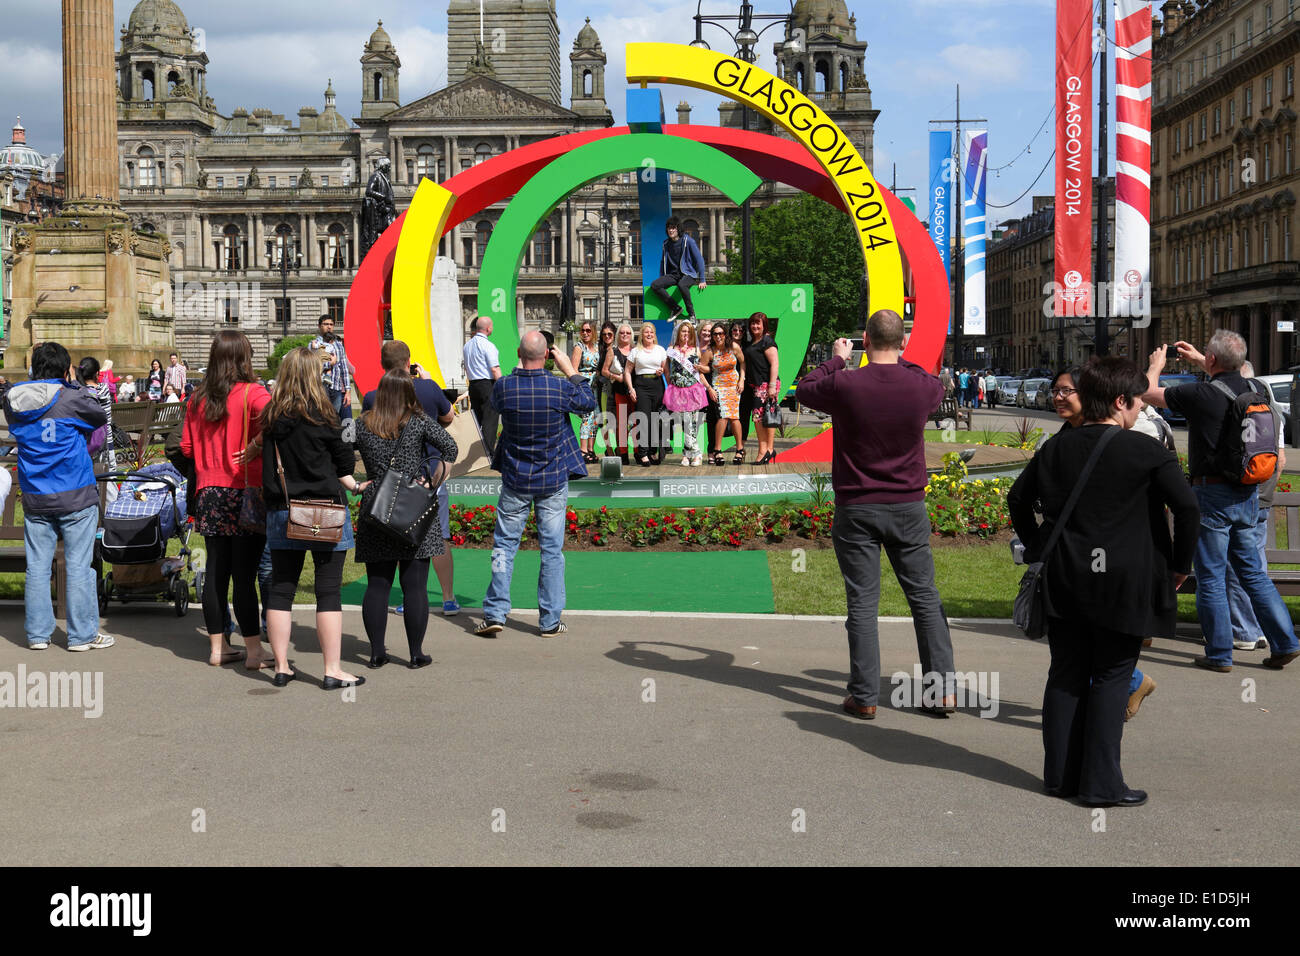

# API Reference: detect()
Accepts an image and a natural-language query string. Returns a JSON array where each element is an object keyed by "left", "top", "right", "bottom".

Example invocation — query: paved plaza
[{"left": 0, "top": 605, "right": 1293, "bottom": 866}]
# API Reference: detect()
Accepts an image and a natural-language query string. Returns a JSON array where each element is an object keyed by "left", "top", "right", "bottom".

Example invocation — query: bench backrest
[
  {"left": 111, "top": 401, "right": 154, "bottom": 433},
  {"left": 148, "top": 401, "right": 185, "bottom": 432},
  {"left": 1265, "top": 491, "right": 1300, "bottom": 563}
]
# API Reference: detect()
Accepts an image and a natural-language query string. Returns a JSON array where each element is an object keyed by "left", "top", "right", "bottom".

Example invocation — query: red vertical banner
[{"left": 1055, "top": 0, "right": 1093, "bottom": 317}]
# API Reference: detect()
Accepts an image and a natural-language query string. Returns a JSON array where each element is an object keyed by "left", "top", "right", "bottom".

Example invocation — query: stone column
[
  {"left": 393, "top": 137, "right": 405, "bottom": 184},
  {"left": 199, "top": 213, "right": 208, "bottom": 269},
  {"left": 1271, "top": 303, "right": 1285, "bottom": 372},
  {"left": 305, "top": 214, "right": 316, "bottom": 269},
  {"left": 62, "top": 0, "right": 124, "bottom": 217}
]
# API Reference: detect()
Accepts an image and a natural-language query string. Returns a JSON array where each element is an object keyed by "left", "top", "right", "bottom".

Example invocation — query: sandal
[
  {"left": 732, "top": 449, "right": 746, "bottom": 465},
  {"left": 582, "top": 451, "right": 598, "bottom": 464},
  {"left": 710, "top": 451, "right": 724, "bottom": 466},
  {"left": 637, "top": 455, "right": 652, "bottom": 467}
]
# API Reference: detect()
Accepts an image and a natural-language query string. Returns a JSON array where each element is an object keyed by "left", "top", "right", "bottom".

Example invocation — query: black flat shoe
[
  {"left": 322, "top": 675, "right": 366, "bottom": 690},
  {"left": 1081, "top": 788, "right": 1148, "bottom": 808},
  {"left": 271, "top": 670, "right": 296, "bottom": 687},
  {"left": 408, "top": 654, "right": 433, "bottom": 669},
  {"left": 367, "top": 654, "right": 389, "bottom": 669}
]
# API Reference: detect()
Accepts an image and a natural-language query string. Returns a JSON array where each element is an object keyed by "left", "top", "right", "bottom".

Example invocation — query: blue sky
[{"left": 0, "top": 0, "right": 1094, "bottom": 225}]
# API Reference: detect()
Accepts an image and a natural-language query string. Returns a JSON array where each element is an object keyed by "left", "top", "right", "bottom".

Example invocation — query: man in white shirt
[{"left": 463, "top": 316, "right": 503, "bottom": 455}]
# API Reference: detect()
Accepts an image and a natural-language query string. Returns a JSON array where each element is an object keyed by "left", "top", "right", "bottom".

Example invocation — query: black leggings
[
  {"left": 267, "top": 548, "right": 347, "bottom": 613},
  {"left": 634, "top": 374, "right": 668, "bottom": 459},
  {"left": 203, "top": 534, "right": 267, "bottom": 638},
  {"left": 362, "top": 559, "right": 432, "bottom": 657}
]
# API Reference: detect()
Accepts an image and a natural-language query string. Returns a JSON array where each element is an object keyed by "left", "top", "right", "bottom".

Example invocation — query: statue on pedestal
[{"left": 361, "top": 157, "right": 396, "bottom": 262}]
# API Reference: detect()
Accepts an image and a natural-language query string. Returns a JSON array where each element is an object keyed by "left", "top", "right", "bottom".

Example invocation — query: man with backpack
[{"left": 1144, "top": 331, "right": 1300, "bottom": 672}]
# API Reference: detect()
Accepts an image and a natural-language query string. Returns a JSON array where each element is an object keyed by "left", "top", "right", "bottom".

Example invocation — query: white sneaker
[
  {"left": 68, "top": 633, "right": 115, "bottom": 652},
  {"left": 1234, "top": 638, "right": 1265, "bottom": 651},
  {"left": 681, "top": 457, "right": 691, "bottom": 467},
  {"left": 29, "top": 641, "right": 49, "bottom": 650}
]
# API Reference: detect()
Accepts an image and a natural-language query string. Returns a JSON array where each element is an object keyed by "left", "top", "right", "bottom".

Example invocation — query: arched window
[
  {"left": 794, "top": 63, "right": 806, "bottom": 91},
  {"left": 681, "top": 218, "right": 701, "bottom": 249},
  {"left": 142, "top": 68, "right": 155, "bottom": 100},
  {"left": 533, "top": 222, "right": 552, "bottom": 267},
  {"left": 273, "top": 223, "right": 295, "bottom": 268},
  {"left": 373, "top": 72, "right": 383, "bottom": 100},
  {"left": 415, "top": 144, "right": 436, "bottom": 180},
  {"left": 475, "top": 220, "right": 493, "bottom": 265},
  {"left": 326, "top": 223, "right": 348, "bottom": 270},
  {"left": 221, "top": 224, "right": 242, "bottom": 270},
  {"left": 815, "top": 60, "right": 831, "bottom": 93},
  {"left": 171, "top": 162, "right": 183, "bottom": 187},
  {"left": 167, "top": 70, "right": 180, "bottom": 95},
  {"left": 474, "top": 143, "right": 493, "bottom": 166},
  {"left": 583, "top": 70, "right": 593, "bottom": 96},
  {"left": 137, "top": 146, "right": 157, "bottom": 187},
  {"left": 139, "top": 222, "right": 157, "bottom": 234}
]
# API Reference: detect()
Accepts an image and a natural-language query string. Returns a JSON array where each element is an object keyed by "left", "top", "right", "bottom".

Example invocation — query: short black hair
[
  {"left": 1078, "top": 356, "right": 1149, "bottom": 422},
  {"left": 77, "top": 356, "right": 100, "bottom": 385},
  {"left": 665, "top": 216, "right": 681, "bottom": 232},
  {"left": 1051, "top": 365, "right": 1084, "bottom": 390},
  {"left": 318, "top": 315, "right": 333, "bottom": 326},
  {"left": 31, "top": 342, "right": 72, "bottom": 381}
]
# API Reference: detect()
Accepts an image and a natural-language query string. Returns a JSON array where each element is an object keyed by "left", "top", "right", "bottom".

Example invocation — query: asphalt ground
[{"left": 0, "top": 605, "right": 1293, "bottom": 866}]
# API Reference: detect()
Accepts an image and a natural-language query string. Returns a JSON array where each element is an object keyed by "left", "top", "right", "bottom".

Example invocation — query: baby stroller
[{"left": 96, "top": 463, "right": 197, "bottom": 616}]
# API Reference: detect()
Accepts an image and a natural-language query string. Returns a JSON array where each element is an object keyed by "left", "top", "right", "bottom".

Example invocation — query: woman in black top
[
  {"left": 260, "top": 347, "right": 369, "bottom": 689},
  {"left": 600, "top": 323, "right": 635, "bottom": 463},
  {"left": 1009, "top": 357, "right": 1199, "bottom": 808},
  {"left": 356, "top": 370, "right": 458, "bottom": 669},
  {"left": 741, "top": 312, "right": 780, "bottom": 463},
  {"left": 595, "top": 321, "right": 617, "bottom": 419}
]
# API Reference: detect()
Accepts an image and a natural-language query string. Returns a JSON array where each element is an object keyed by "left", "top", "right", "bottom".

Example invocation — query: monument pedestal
[{"left": 8, "top": 218, "right": 173, "bottom": 374}]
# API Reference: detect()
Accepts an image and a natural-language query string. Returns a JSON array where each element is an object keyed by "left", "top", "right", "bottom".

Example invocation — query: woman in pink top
[{"left": 181, "top": 330, "right": 273, "bottom": 669}]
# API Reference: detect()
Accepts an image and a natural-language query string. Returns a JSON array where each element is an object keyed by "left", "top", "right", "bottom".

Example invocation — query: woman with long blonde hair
[
  {"left": 260, "top": 347, "right": 369, "bottom": 689},
  {"left": 624, "top": 322, "right": 669, "bottom": 466}
]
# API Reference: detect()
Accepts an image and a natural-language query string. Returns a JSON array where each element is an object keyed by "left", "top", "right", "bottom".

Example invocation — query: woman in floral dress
[
  {"left": 699, "top": 324, "right": 745, "bottom": 464},
  {"left": 571, "top": 320, "right": 601, "bottom": 463}
]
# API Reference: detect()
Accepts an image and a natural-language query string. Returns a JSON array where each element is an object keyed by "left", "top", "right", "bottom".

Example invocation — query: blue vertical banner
[
  {"left": 962, "top": 130, "right": 988, "bottom": 337},
  {"left": 928, "top": 131, "right": 952, "bottom": 333}
]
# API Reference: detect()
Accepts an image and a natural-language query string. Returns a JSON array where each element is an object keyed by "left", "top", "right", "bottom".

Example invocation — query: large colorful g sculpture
[{"left": 344, "top": 44, "right": 950, "bottom": 408}]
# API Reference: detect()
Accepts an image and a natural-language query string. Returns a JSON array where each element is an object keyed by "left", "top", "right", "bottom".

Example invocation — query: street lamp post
[
  {"left": 601, "top": 188, "right": 611, "bottom": 326},
  {"left": 690, "top": 1, "right": 797, "bottom": 284},
  {"left": 269, "top": 225, "right": 300, "bottom": 338}
]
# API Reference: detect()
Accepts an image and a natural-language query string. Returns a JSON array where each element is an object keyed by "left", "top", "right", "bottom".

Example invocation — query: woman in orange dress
[{"left": 699, "top": 324, "right": 745, "bottom": 465}]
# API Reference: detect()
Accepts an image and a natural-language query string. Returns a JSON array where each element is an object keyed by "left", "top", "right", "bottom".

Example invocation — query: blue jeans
[
  {"left": 24, "top": 504, "right": 100, "bottom": 647},
  {"left": 1193, "top": 483, "right": 1299, "bottom": 665},
  {"left": 483, "top": 484, "right": 568, "bottom": 630},
  {"left": 1226, "top": 505, "right": 1270, "bottom": 642}
]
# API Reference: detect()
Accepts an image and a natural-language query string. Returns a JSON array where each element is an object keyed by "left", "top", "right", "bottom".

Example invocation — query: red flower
[
  {"left": 979, "top": 522, "right": 989, "bottom": 529},
  {"left": 600, "top": 505, "right": 608, "bottom": 514},
  {"left": 568, "top": 523, "right": 578, "bottom": 532},
  {"left": 686, "top": 508, "right": 696, "bottom": 515},
  {"left": 593, "top": 534, "right": 603, "bottom": 544},
  {"left": 801, "top": 509, "right": 812, "bottom": 517},
  {"left": 646, "top": 518, "right": 658, "bottom": 528}
]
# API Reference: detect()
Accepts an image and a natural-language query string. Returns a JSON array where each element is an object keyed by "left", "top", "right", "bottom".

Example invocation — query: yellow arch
[
  {"left": 625, "top": 43, "right": 905, "bottom": 319},
  {"left": 391, "top": 179, "right": 458, "bottom": 386}
]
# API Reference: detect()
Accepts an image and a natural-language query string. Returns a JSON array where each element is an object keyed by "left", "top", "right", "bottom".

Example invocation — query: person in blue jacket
[
  {"left": 3, "top": 341, "right": 112, "bottom": 651},
  {"left": 650, "top": 217, "right": 707, "bottom": 322}
]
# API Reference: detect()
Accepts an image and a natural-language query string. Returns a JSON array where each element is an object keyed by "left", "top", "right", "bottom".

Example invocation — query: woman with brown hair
[
  {"left": 260, "top": 347, "right": 368, "bottom": 689},
  {"left": 699, "top": 323, "right": 746, "bottom": 465},
  {"left": 182, "top": 330, "right": 273, "bottom": 668},
  {"left": 742, "top": 311, "right": 781, "bottom": 464},
  {"left": 601, "top": 323, "right": 635, "bottom": 463},
  {"left": 355, "top": 369, "right": 458, "bottom": 669}
]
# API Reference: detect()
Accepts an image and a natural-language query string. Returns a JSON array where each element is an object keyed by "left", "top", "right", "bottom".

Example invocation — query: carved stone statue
[
  {"left": 247, "top": 166, "right": 261, "bottom": 188},
  {"left": 361, "top": 157, "right": 396, "bottom": 260},
  {"left": 298, "top": 166, "right": 314, "bottom": 188},
  {"left": 172, "top": 81, "right": 194, "bottom": 99},
  {"left": 106, "top": 230, "right": 127, "bottom": 255},
  {"left": 196, "top": 167, "right": 208, "bottom": 188},
  {"left": 12, "top": 229, "right": 31, "bottom": 254}
]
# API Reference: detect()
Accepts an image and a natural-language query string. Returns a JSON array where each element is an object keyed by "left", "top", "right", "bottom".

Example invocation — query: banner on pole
[
  {"left": 1055, "top": 0, "right": 1093, "bottom": 318},
  {"left": 1113, "top": 0, "right": 1153, "bottom": 326},
  {"left": 928, "top": 130, "right": 953, "bottom": 334},
  {"left": 963, "top": 130, "right": 988, "bottom": 338}
]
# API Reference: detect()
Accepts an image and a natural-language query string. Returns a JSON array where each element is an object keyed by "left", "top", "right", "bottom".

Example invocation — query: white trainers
[
  {"left": 1234, "top": 638, "right": 1265, "bottom": 651},
  {"left": 68, "top": 633, "right": 115, "bottom": 652},
  {"left": 540, "top": 622, "right": 568, "bottom": 637},
  {"left": 29, "top": 641, "right": 50, "bottom": 650}
]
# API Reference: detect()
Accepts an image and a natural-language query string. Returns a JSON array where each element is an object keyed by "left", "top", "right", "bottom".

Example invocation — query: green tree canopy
[
  {"left": 713, "top": 193, "right": 864, "bottom": 346},
  {"left": 266, "top": 334, "right": 315, "bottom": 375}
]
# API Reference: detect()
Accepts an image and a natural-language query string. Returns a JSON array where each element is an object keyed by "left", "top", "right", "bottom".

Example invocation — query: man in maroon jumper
[{"left": 796, "top": 309, "right": 957, "bottom": 718}]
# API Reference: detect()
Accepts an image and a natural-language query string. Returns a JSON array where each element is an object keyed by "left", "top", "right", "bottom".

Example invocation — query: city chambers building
[
  {"left": 114, "top": 0, "right": 879, "bottom": 368},
  {"left": 1149, "top": 0, "right": 1300, "bottom": 372}
]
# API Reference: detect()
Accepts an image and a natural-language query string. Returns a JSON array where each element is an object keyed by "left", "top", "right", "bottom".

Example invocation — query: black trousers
[
  {"left": 649, "top": 272, "right": 696, "bottom": 317},
  {"left": 739, "top": 385, "right": 757, "bottom": 443},
  {"left": 202, "top": 533, "right": 266, "bottom": 638},
  {"left": 267, "top": 548, "right": 347, "bottom": 613},
  {"left": 1043, "top": 616, "right": 1143, "bottom": 802},
  {"left": 633, "top": 374, "right": 668, "bottom": 460},
  {"left": 362, "top": 559, "right": 431, "bottom": 657},
  {"left": 468, "top": 378, "right": 498, "bottom": 456}
]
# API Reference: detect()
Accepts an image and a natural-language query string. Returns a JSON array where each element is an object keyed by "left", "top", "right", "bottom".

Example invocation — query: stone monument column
[{"left": 62, "top": 0, "right": 124, "bottom": 219}]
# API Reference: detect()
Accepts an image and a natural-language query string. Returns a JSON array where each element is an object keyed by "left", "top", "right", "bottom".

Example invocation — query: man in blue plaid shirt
[{"left": 476, "top": 331, "right": 595, "bottom": 638}]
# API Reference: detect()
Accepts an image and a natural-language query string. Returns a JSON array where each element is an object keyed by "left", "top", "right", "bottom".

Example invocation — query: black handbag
[
  {"left": 761, "top": 398, "right": 783, "bottom": 428},
  {"left": 364, "top": 421, "right": 447, "bottom": 547},
  {"left": 1013, "top": 426, "right": 1118, "bottom": 639}
]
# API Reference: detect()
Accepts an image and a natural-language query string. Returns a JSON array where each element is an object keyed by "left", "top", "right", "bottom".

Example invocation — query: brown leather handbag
[{"left": 274, "top": 442, "right": 347, "bottom": 544}]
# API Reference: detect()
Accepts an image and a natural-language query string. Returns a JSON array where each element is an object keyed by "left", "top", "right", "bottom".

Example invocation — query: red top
[{"left": 180, "top": 382, "right": 271, "bottom": 491}]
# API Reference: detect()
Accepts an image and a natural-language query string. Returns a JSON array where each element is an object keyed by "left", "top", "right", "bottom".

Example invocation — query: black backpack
[{"left": 1211, "top": 379, "right": 1279, "bottom": 485}]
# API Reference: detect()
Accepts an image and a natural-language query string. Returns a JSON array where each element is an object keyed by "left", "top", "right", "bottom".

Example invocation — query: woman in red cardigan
[{"left": 181, "top": 331, "right": 273, "bottom": 669}]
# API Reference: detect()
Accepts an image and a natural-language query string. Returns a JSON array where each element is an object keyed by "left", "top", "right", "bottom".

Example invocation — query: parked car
[
  {"left": 1155, "top": 373, "right": 1200, "bottom": 424},
  {"left": 1017, "top": 378, "right": 1051, "bottom": 409},
  {"left": 1258, "top": 374, "right": 1292, "bottom": 443},
  {"left": 997, "top": 378, "right": 1023, "bottom": 406}
]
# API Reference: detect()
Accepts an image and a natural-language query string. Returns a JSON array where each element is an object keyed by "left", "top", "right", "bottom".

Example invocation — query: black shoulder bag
[
  {"left": 364, "top": 418, "right": 448, "bottom": 547},
  {"left": 1013, "top": 426, "right": 1118, "bottom": 639}
]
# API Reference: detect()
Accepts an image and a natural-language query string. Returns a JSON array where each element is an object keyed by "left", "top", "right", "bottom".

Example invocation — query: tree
[
  {"left": 713, "top": 194, "right": 864, "bottom": 345},
  {"left": 266, "top": 334, "right": 315, "bottom": 375}
]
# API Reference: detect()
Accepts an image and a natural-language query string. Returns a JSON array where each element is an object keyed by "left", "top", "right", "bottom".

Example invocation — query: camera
[
  {"left": 1010, "top": 536, "right": 1026, "bottom": 565},
  {"left": 1167, "top": 346, "right": 1179, "bottom": 361},
  {"left": 409, "top": 364, "right": 420, "bottom": 377}
]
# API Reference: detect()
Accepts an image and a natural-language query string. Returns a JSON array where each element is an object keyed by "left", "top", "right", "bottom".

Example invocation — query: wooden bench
[
  {"left": 928, "top": 395, "right": 972, "bottom": 431},
  {"left": 1180, "top": 491, "right": 1300, "bottom": 594},
  {"left": 110, "top": 400, "right": 153, "bottom": 466},
  {"left": 145, "top": 401, "right": 185, "bottom": 454}
]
